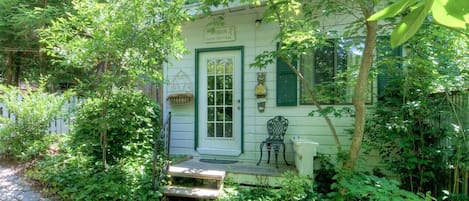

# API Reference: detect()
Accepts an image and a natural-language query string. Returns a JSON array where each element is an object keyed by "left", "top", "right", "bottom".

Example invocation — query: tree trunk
[
  {"left": 5, "top": 52, "right": 13, "bottom": 85},
  {"left": 97, "top": 60, "right": 109, "bottom": 171},
  {"left": 343, "top": 7, "right": 377, "bottom": 171},
  {"left": 14, "top": 60, "right": 20, "bottom": 86}
]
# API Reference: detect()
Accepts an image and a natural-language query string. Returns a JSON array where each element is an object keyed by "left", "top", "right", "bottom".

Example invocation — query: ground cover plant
[
  {"left": 219, "top": 169, "right": 434, "bottom": 201},
  {"left": 219, "top": 171, "right": 316, "bottom": 201},
  {"left": 27, "top": 89, "right": 166, "bottom": 201}
]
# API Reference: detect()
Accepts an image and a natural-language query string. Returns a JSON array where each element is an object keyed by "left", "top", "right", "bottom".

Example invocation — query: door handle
[{"left": 237, "top": 99, "right": 241, "bottom": 110}]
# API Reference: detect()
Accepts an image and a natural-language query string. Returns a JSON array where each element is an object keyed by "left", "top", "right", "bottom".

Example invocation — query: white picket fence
[{"left": 0, "top": 96, "right": 82, "bottom": 134}]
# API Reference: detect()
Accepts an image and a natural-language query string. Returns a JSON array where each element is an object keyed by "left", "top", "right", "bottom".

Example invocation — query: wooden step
[
  {"left": 169, "top": 166, "right": 225, "bottom": 180},
  {"left": 164, "top": 185, "right": 222, "bottom": 199}
]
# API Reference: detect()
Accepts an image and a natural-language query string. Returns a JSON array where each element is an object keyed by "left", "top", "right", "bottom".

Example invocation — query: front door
[{"left": 197, "top": 49, "right": 242, "bottom": 156}]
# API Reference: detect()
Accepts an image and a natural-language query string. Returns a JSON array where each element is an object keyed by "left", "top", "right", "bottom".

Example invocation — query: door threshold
[{"left": 197, "top": 148, "right": 241, "bottom": 156}]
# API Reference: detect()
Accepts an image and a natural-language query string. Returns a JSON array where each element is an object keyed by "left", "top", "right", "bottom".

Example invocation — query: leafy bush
[
  {"left": 220, "top": 171, "right": 316, "bottom": 201},
  {"left": 0, "top": 83, "right": 70, "bottom": 160},
  {"left": 365, "top": 22, "right": 468, "bottom": 198},
  {"left": 278, "top": 171, "right": 315, "bottom": 200},
  {"left": 28, "top": 90, "right": 165, "bottom": 200},
  {"left": 312, "top": 154, "right": 432, "bottom": 200},
  {"left": 71, "top": 89, "right": 160, "bottom": 166},
  {"left": 333, "top": 172, "right": 435, "bottom": 201},
  {"left": 314, "top": 154, "right": 337, "bottom": 195}
]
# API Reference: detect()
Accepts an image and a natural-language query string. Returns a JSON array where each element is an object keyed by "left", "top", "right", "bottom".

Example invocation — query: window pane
[
  {"left": 216, "top": 76, "right": 224, "bottom": 89},
  {"left": 216, "top": 60, "right": 224, "bottom": 74},
  {"left": 208, "top": 60, "right": 215, "bottom": 75},
  {"left": 208, "top": 107, "right": 215, "bottom": 121},
  {"left": 224, "top": 75, "right": 232, "bottom": 89},
  {"left": 207, "top": 123, "right": 214, "bottom": 137},
  {"left": 225, "top": 92, "right": 232, "bottom": 105},
  {"left": 337, "top": 38, "right": 364, "bottom": 104},
  {"left": 225, "top": 123, "right": 232, "bottom": 138},
  {"left": 300, "top": 41, "right": 334, "bottom": 104},
  {"left": 314, "top": 43, "right": 334, "bottom": 84},
  {"left": 208, "top": 91, "right": 215, "bottom": 105},
  {"left": 216, "top": 107, "right": 224, "bottom": 121},
  {"left": 208, "top": 76, "right": 215, "bottom": 90},
  {"left": 300, "top": 51, "right": 314, "bottom": 104},
  {"left": 216, "top": 123, "right": 224, "bottom": 137},
  {"left": 216, "top": 91, "right": 223, "bottom": 105},
  {"left": 225, "top": 107, "right": 232, "bottom": 121},
  {"left": 226, "top": 59, "right": 233, "bottom": 73}
]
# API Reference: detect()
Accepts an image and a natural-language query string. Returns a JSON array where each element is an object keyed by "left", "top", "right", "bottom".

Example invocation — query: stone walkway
[{"left": 0, "top": 163, "right": 48, "bottom": 201}]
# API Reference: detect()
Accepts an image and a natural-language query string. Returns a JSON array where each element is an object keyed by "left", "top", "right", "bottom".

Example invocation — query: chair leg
[
  {"left": 267, "top": 143, "right": 271, "bottom": 164},
  {"left": 282, "top": 143, "right": 290, "bottom": 166},
  {"left": 257, "top": 142, "right": 264, "bottom": 166},
  {"left": 274, "top": 148, "right": 279, "bottom": 168}
]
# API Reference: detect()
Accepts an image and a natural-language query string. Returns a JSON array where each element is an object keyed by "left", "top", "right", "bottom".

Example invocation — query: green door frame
[{"left": 194, "top": 46, "right": 245, "bottom": 154}]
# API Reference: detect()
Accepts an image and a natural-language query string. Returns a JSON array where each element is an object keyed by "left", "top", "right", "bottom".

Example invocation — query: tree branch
[{"left": 270, "top": 0, "right": 342, "bottom": 153}]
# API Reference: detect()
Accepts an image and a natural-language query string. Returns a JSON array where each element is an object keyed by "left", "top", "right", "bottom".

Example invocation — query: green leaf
[
  {"left": 391, "top": 0, "right": 434, "bottom": 48},
  {"left": 446, "top": 0, "right": 469, "bottom": 23},
  {"left": 368, "top": 0, "right": 417, "bottom": 21},
  {"left": 432, "top": 0, "right": 466, "bottom": 29}
]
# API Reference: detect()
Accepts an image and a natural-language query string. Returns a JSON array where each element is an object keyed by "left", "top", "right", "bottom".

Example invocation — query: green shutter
[
  {"left": 377, "top": 36, "right": 402, "bottom": 100},
  {"left": 276, "top": 56, "right": 298, "bottom": 106}
]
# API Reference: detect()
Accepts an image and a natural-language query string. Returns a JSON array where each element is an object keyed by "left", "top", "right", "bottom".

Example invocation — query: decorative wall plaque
[{"left": 205, "top": 26, "right": 236, "bottom": 43}]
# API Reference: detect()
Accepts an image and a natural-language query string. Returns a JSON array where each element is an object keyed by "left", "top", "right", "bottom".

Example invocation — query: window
[
  {"left": 299, "top": 38, "right": 372, "bottom": 105},
  {"left": 275, "top": 37, "right": 400, "bottom": 106}
]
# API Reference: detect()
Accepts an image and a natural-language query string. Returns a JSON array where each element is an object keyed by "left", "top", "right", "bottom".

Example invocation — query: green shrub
[
  {"left": 314, "top": 154, "right": 337, "bottom": 195},
  {"left": 0, "top": 83, "right": 70, "bottom": 160},
  {"left": 28, "top": 89, "right": 165, "bottom": 200},
  {"left": 220, "top": 171, "right": 316, "bottom": 201},
  {"left": 279, "top": 171, "right": 315, "bottom": 200},
  {"left": 365, "top": 23, "right": 468, "bottom": 198},
  {"left": 332, "top": 172, "right": 435, "bottom": 201},
  {"left": 71, "top": 89, "right": 160, "bottom": 165}
]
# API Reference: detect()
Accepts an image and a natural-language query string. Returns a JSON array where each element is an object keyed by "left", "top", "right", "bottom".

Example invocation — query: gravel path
[{"left": 0, "top": 162, "right": 49, "bottom": 201}]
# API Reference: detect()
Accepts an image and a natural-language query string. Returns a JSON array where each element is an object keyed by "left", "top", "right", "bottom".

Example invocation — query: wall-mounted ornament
[
  {"left": 205, "top": 26, "right": 236, "bottom": 43},
  {"left": 255, "top": 72, "right": 267, "bottom": 112},
  {"left": 167, "top": 70, "right": 194, "bottom": 105}
]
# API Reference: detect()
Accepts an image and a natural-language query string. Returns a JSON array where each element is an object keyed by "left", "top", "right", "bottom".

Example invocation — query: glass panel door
[{"left": 197, "top": 50, "right": 241, "bottom": 156}]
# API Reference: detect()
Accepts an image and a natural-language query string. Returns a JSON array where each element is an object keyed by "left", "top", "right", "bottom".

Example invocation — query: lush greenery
[
  {"left": 0, "top": 0, "right": 72, "bottom": 86},
  {"left": 333, "top": 172, "right": 435, "bottom": 201},
  {"left": 220, "top": 172, "right": 316, "bottom": 201},
  {"left": 314, "top": 155, "right": 435, "bottom": 201},
  {"left": 1, "top": 0, "right": 187, "bottom": 200},
  {"left": 28, "top": 90, "right": 166, "bottom": 200},
  {"left": 365, "top": 22, "right": 468, "bottom": 199},
  {"left": 40, "top": 0, "right": 189, "bottom": 94},
  {"left": 71, "top": 90, "right": 160, "bottom": 166},
  {"left": 219, "top": 169, "right": 434, "bottom": 201},
  {"left": 0, "top": 82, "right": 71, "bottom": 160},
  {"left": 0, "top": 0, "right": 466, "bottom": 200}
]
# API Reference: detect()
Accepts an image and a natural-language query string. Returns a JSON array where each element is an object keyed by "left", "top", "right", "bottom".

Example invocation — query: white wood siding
[{"left": 164, "top": 7, "right": 364, "bottom": 163}]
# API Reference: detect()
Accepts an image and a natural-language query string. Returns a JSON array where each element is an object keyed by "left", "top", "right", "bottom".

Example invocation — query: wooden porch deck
[{"left": 171, "top": 158, "right": 297, "bottom": 186}]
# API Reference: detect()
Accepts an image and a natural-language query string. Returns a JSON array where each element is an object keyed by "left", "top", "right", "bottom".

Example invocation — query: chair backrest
[{"left": 267, "top": 116, "right": 289, "bottom": 141}]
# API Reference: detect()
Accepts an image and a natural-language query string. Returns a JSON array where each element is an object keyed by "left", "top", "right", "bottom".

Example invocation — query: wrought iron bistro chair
[{"left": 256, "top": 116, "right": 290, "bottom": 168}]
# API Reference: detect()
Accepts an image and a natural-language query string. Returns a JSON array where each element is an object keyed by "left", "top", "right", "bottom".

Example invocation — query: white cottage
[{"left": 162, "top": 3, "right": 388, "bottom": 170}]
